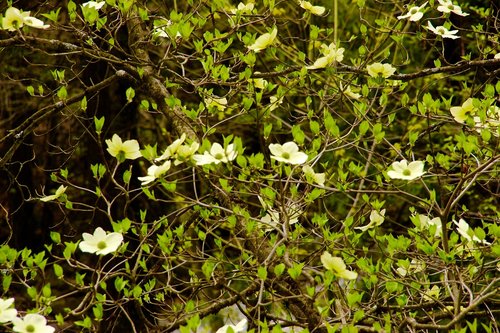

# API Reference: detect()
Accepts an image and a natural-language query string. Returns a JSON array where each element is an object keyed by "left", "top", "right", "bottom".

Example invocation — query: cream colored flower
[
  {"left": 12, "top": 314, "right": 55, "bottom": 333},
  {"left": 450, "top": 98, "right": 474, "bottom": 123},
  {"left": 174, "top": 141, "right": 200, "bottom": 165},
  {"left": 231, "top": 2, "right": 254, "bottom": 14},
  {"left": 82, "top": 1, "right": 106, "bottom": 10},
  {"left": 321, "top": 252, "right": 358, "bottom": 280},
  {"left": 355, "top": 209, "right": 386, "bottom": 231},
  {"left": 454, "top": 219, "right": 491, "bottom": 245},
  {"left": 79, "top": 227, "right": 123, "bottom": 255},
  {"left": 1, "top": 7, "right": 29, "bottom": 31},
  {"left": 367, "top": 62, "right": 396, "bottom": 78},
  {"left": 299, "top": 0, "right": 326, "bottom": 16},
  {"left": 0, "top": 298, "right": 17, "bottom": 324},
  {"left": 192, "top": 143, "right": 237, "bottom": 165},
  {"left": 307, "top": 43, "right": 345, "bottom": 69},
  {"left": 259, "top": 196, "right": 302, "bottom": 230},
  {"left": 156, "top": 134, "right": 187, "bottom": 162},
  {"left": 427, "top": 22, "right": 459, "bottom": 39},
  {"left": 269, "top": 142, "right": 308, "bottom": 165},
  {"left": 138, "top": 161, "right": 171, "bottom": 185},
  {"left": 387, "top": 159, "right": 425, "bottom": 180},
  {"left": 303, "top": 165, "right": 325, "bottom": 186},
  {"left": 216, "top": 318, "right": 248, "bottom": 333},
  {"left": 437, "top": 0, "right": 468, "bottom": 16},
  {"left": 248, "top": 27, "right": 278, "bottom": 52},
  {"left": 205, "top": 96, "right": 228, "bottom": 111},
  {"left": 40, "top": 185, "right": 67, "bottom": 202},
  {"left": 106, "top": 134, "right": 142, "bottom": 161},
  {"left": 342, "top": 85, "right": 361, "bottom": 100},
  {"left": 23, "top": 16, "right": 49, "bottom": 29},
  {"left": 397, "top": 2, "right": 427, "bottom": 21},
  {"left": 413, "top": 214, "right": 442, "bottom": 237}
]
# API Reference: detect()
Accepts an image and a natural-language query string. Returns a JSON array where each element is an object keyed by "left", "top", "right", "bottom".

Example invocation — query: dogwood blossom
[
  {"left": 342, "top": 85, "right": 361, "bottom": 100},
  {"left": 259, "top": 196, "right": 302, "bottom": 230},
  {"left": 437, "top": 0, "right": 468, "bottom": 16},
  {"left": 205, "top": 96, "right": 228, "bottom": 111},
  {"left": 355, "top": 209, "right": 386, "bottom": 231},
  {"left": 269, "top": 142, "right": 308, "bottom": 165},
  {"left": 450, "top": 98, "right": 474, "bottom": 123},
  {"left": 138, "top": 161, "right": 171, "bottom": 185},
  {"left": 303, "top": 165, "right": 325, "bottom": 186},
  {"left": 397, "top": 2, "right": 428, "bottom": 21},
  {"left": 231, "top": 2, "right": 254, "bottom": 14},
  {"left": 299, "top": 0, "right": 326, "bottom": 16},
  {"left": 366, "top": 63, "right": 396, "bottom": 78},
  {"left": 79, "top": 227, "right": 124, "bottom": 255},
  {"left": 106, "top": 134, "right": 142, "bottom": 161},
  {"left": 426, "top": 22, "right": 459, "bottom": 39},
  {"left": 412, "top": 214, "right": 442, "bottom": 237},
  {"left": 215, "top": 318, "right": 248, "bottom": 333},
  {"left": 40, "top": 185, "right": 67, "bottom": 202},
  {"left": 454, "top": 219, "right": 491, "bottom": 245},
  {"left": 82, "top": 1, "right": 106, "bottom": 10},
  {"left": 0, "top": 298, "right": 17, "bottom": 324},
  {"left": 387, "top": 159, "right": 425, "bottom": 180},
  {"left": 307, "top": 43, "right": 345, "bottom": 69},
  {"left": 156, "top": 134, "right": 187, "bottom": 162},
  {"left": 321, "top": 252, "right": 358, "bottom": 280},
  {"left": 248, "top": 27, "right": 277, "bottom": 52},
  {"left": 12, "top": 314, "right": 55, "bottom": 333},
  {"left": 396, "top": 259, "right": 425, "bottom": 276},
  {"left": 23, "top": 16, "right": 50, "bottom": 29},
  {"left": 1, "top": 7, "right": 49, "bottom": 31},
  {"left": 192, "top": 143, "right": 237, "bottom": 165}
]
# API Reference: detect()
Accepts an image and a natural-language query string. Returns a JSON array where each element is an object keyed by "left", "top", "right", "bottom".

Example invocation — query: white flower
[
  {"left": 259, "top": 196, "right": 302, "bottom": 230},
  {"left": 1, "top": 7, "right": 29, "bottom": 31},
  {"left": 321, "top": 252, "right": 358, "bottom": 280},
  {"left": 396, "top": 259, "right": 425, "bottom": 276},
  {"left": 79, "top": 227, "right": 124, "bottom": 255},
  {"left": 367, "top": 62, "right": 396, "bottom": 78},
  {"left": 269, "top": 142, "right": 308, "bottom": 165},
  {"left": 40, "top": 185, "right": 67, "bottom": 202},
  {"left": 268, "top": 95, "right": 283, "bottom": 111},
  {"left": 106, "top": 134, "right": 142, "bottom": 161},
  {"left": 426, "top": 22, "right": 459, "bottom": 39},
  {"left": 12, "top": 314, "right": 55, "bottom": 333},
  {"left": 231, "top": 2, "right": 255, "bottom": 14},
  {"left": 397, "top": 2, "right": 427, "bottom": 21},
  {"left": 450, "top": 98, "right": 474, "bottom": 123},
  {"left": 23, "top": 16, "right": 49, "bottom": 29},
  {"left": 437, "top": 0, "right": 468, "bottom": 16},
  {"left": 307, "top": 43, "right": 345, "bottom": 69},
  {"left": 303, "top": 165, "right": 325, "bottom": 186},
  {"left": 0, "top": 298, "right": 17, "bottom": 324},
  {"left": 138, "top": 161, "right": 171, "bottom": 185},
  {"left": 156, "top": 134, "right": 187, "bottom": 162},
  {"left": 299, "top": 0, "right": 326, "bottom": 16},
  {"left": 216, "top": 318, "right": 248, "bottom": 333},
  {"left": 173, "top": 141, "right": 200, "bottom": 165},
  {"left": 355, "top": 209, "right": 386, "bottom": 231},
  {"left": 413, "top": 214, "right": 442, "bottom": 237},
  {"left": 387, "top": 159, "right": 425, "bottom": 180},
  {"left": 342, "top": 85, "right": 361, "bottom": 100},
  {"left": 248, "top": 27, "right": 277, "bottom": 52},
  {"left": 192, "top": 143, "right": 237, "bottom": 165},
  {"left": 495, "top": 53, "right": 500, "bottom": 59},
  {"left": 204, "top": 96, "right": 228, "bottom": 111},
  {"left": 82, "top": 1, "right": 106, "bottom": 10},
  {"left": 454, "top": 219, "right": 491, "bottom": 245}
]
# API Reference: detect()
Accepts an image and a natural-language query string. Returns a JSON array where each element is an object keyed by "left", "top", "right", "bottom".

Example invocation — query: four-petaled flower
[
  {"left": 231, "top": 2, "right": 254, "bottom": 14},
  {"left": 204, "top": 96, "right": 228, "bottom": 111},
  {"left": 106, "top": 134, "right": 142, "bottom": 162},
  {"left": 40, "top": 185, "right": 67, "bottom": 202},
  {"left": 355, "top": 209, "right": 386, "bottom": 231},
  {"left": 192, "top": 143, "right": 238, "bottom": 165},
  {"left": 259, "top": 196, "right": 302, "bottom": 230},
  {"left": 79, "top": 227, "right": 124, "bottom": 255},
  {"left": 307, "top": 42, "right": 345, "bottom": 69},
  {"left": 215, "top": 318, "right": 248, "bottom": 333},
  {"left": 437, "top": 0, "right": 468, "bottom": 16},
  {"left": 1, "top": 7, "right": 49, "bottom": 31},
  {"left": 454, "top": 219, "right": 491, "bottom": 245},
  {"left": 412, "top": 214, "right": 442, "bottom": 237},
  {"left": 367, "top": 62, "right": 396, "bottom": 78},
  {"left": 248, "top": 27, "right": 278, "bottom": 52},
  {"left": 450, "top": 98, "right": 474, "bottom": 123},
  {"left": 269, "top": 142, "right": 308, "bottom": 165},
  {"left": 0, "top": 298, "right": 17, "bottom": 324},
  {"left": 299, "top": 0, "right": 326, "bottom": 16},
  {"left": 138, "top": 161, "right": 172, "bottom": 186},
  {"left": 155, "top": 134, "right": 200, "bottom": 165},
  {"left": 303, "top": 165, "right": 325, "bottom": 186},
  {"left": 387, "top": 159, "right": 425, "bottom": 180},
  {"left": 397, "top": 2, "right": 428, "bottom": 21},
  {"left": 12, "top": 313, "right": 55, "bottom": 333},
  {"left": 321, "top": 251, "right": 358, "bottom": 280},
  {"left": 427, "top": 22, "right": 459, "bottom": 39},
  {"left": 82, "top": 1, "right": 106, "bottom": 10}
]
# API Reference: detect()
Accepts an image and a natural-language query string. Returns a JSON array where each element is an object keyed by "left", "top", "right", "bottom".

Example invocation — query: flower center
[
  {"left": 214, "top": 153, "right": 224, "bottom": 160},
  {"left": 97, "top": 240, "right": 107, "bottom": 250},
  {"left": 26, "top": 325, "right": 35, "bottom": 333},
  {"left": 409, "top": 8, "right": 418, "bottom": 14},
  {"left": 281, "top": 152, "right": 290, "bottom": 159},
  {"left": 403, "top": 169, "right": 412, "bottom": 176},
  {"left": 436, "top": 27, "right": 446, "bottom": 35},
  {"left": 12, "top": 19, "right": 21, "bottom": 28},
  {"left": 447, "top": 4, "right": 454, "bottom": 10}
]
